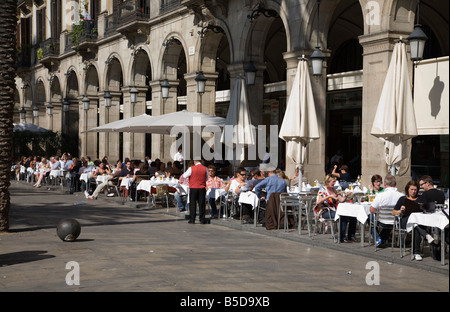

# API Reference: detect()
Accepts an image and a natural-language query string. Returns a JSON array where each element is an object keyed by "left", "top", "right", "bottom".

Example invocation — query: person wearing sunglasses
[
  {"left": 417, "top": 175, "right": 446, "bottom": 261},
  {"left": 366, "top": 174, "right": 385, "bottom": 195}
]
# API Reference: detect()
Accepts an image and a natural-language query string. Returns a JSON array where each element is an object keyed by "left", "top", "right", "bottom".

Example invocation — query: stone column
[
  {"left": 121, "top": 86, "right": 147, "bottom": 160},
  {"left": 149, "top": 79, "right": 179, "bottom": 162},
  {"left": 99, "top": 91, "right": 121, "bottom": 162}
]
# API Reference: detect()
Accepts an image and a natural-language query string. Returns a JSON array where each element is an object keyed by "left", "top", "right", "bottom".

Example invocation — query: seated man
[
  {"left": 118, "top": 160, "right": 134, "bottom": 199},
  {"left": 174, "top": 164, "right": 191, "bottom": 212},
  {"left": 416, "top": 175, "right": 446, "bottom": 261},
  {"left": 254, "top": 166, "right": 288, "bottom": 227},
  {"left": 369, "top": 174, "right": 403, "bottom": 246},
  {"left": 206, "top": 165, "right": 224, "bottom": 219},
  {"left": 254, "top": 166, "right": 287, "bottom": 202}
]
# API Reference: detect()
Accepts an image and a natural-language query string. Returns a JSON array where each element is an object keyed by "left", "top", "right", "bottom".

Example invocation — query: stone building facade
[{"left": 15, "top": 0, "right": 449, "bottom": 188}]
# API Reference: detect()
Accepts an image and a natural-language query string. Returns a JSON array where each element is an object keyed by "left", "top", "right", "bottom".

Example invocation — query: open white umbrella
[
  {"left": 370, "top": 41, "right": 417, "bottom": 175},
  {"left": 13, "top": 122, "right": 50, "bottom": 133},
  {"left": 279, "top": 58, "right": 320, "bottom": 190},
  {"left": 83, "top": 114, "right": 154, "bottom": 133},
  {"left": 85, "top": 110, "right": 225, "bottom": 164},
  {"left": 221, "top": 75, "right": 256, "bottom": 167}
]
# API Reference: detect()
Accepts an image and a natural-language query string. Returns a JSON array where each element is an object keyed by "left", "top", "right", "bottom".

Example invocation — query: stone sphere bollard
[{"left": 56, "top": 219, "right": 81, "bottom": 242}]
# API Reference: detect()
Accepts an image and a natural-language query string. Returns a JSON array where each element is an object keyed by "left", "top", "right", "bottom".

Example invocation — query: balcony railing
[
  {"left": 68, "top": 20, "right": 98, "bottom": 52},
  {"left": 105, "top": 13, "right": 118, "bottom": 37},
  {"left": 160, "top": 0, "right": 181, "bottom": 15},
  {"left": 39, "top": 38, "right": 59, "bottom": 58},
  {"left": 118, "top": 0, "right": 150, "bottom": 25}
]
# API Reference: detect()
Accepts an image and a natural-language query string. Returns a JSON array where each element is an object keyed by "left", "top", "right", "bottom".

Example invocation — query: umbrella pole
[{"left": 298, "top": 169, "right": 302, "bottom": 192}]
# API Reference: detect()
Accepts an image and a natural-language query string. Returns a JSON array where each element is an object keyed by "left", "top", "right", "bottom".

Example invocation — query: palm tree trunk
[{"left": 0, "top": 0, "right": 17, "bottom": 232}]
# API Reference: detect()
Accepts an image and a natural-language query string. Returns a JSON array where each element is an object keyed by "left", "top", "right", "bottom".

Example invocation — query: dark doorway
[{"left": 326, "top": 89, "right": 362, "bottom": 179}]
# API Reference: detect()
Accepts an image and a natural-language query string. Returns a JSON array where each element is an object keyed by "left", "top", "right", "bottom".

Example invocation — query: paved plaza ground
[{"left": 1, "top": 181, "right": 448, "bottom": 300}]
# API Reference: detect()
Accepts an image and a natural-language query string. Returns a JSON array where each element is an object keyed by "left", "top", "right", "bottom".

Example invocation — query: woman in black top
[{"left": 393, "top": 180, "right": 434, "bottom": 260}]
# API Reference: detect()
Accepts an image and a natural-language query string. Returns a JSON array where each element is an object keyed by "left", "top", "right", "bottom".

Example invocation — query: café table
[
  {"left": 206, "top": 188, "right": 226, "bottom": 202},
  {"left": 335, "top": 202, "right": 371, "bottom": 246},
  {"left": 120, "top": 177, "right": 134, "bottom": 190},
  {"left": 79, "top": 172, "right": 92, "bottom": 184},
  {"left": 49, "top": 169, "right": 66, "bottom": 186},
  {"left": 406, "top": 210, "right": 449, "bottom": 265},
  {"left": 96, "top": 174, "right": 110, "bottom": 184}
]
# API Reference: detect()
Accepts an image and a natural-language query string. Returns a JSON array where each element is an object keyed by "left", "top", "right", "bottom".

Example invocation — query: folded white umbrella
[
  {"left": 279, "top": 58, "right": 320, "bottom": 190},
  {"left": 221, "top": 75, "right": 256, "bottom": 166},
  {"left": 370, "top": 41, "right": 417, "bottom": 175}
]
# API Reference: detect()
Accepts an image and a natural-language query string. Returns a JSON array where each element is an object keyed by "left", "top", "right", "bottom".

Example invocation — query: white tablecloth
[
  {"left": 238, "top": 191, "right": 259, "bottom": 210},
  {"left": 120, "top": 177, "right": 134, "bottom": 189},
  {"left": 50, "top": 169, "right": 65, "bottom": 178},
  {"left": 96, "top": 175, "right": 110, "bottom": 184},
  {"left": 79, "top": 172, "right": 92, "bottom": 183},
  {"left": 406, "top": 211, "right": 449, "bottom": 232},
  {"left": 137, "top": 179, "right": 180, "bottom": 192},
  {"left": 335, "top": 202, "right": 371, "bottom": 224},
  {"left": 206, "top": 188, "right": 226, "bottom": 201}
]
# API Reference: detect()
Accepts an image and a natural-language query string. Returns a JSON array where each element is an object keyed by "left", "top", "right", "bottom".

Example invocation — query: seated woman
[
  {"left": 366, "top": 174, "right": 384, "bottom": 195},
  {"left": 130, "top": 162, "right": 150, "bottom": 201},
  {"left": 315, "top": 174, "right": 352, "bottom": 242},
  {"left": 225, "top": 167, "right": 248, "bottom": 219},
  {"left": 393, "top": 180, "right": 435, "bottom": 261},
  {"left": 34, "top": 157, "right": 51, "bottom": 187}
]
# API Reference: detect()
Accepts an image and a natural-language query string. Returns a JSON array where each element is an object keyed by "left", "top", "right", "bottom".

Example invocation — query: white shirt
[
  {"left": 371, "top": 187, "right": 403, "bottom": 210},
  {"left": 174, "top": 152, "right": 184, "bottom": 162}
]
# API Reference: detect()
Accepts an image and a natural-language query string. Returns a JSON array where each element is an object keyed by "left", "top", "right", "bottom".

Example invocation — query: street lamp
[
  {"left": 408, "top": 0, "right": 427, "bottom": 62},
  {"left": 32, "top": 105, "right": 39, "bottom": 119},
  {"left": 161, "top": 79, "right": 171, "bottom": 100},
  {"left": 82, "top": 95, "right": 90, "bottom": 111},
  {"left": 310, "top": 47, "right": 325, "bottom": 76},
  {"left": 20, "top": 107, "right": 26, "bottom": 121},
  {"left": 104, "top": 91, "right": 112, "bottom": 108},
  {"left": 244, "top": 60, "right": 257, "bottom": 86},
  {"left": 46, "top": 102, "right": 54, "bottom": 115},
  {"left": 195, "top": 71, "right": 207, "bottom": 95},
  {"left": 63, "top": 98, "right": 70, "bottom": 112},
  {"left": 130, "top": 86, "right": 138, "bottom": 104},
  {"left": 310, "top": 0, "right": 325, "bottom": 76}
]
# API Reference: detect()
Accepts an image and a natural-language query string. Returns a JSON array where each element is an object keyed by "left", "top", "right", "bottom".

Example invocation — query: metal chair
[
  {"left": 254, "top": 198, "right": 265, "bottom": 227},
  {"left": 134, "top": 175, "right": 150, "bottom": 202},
  {"left": 393, "top": 214, "right": 410, "bottom": 258},
  {"left": 298, "top": 195, "right": 315, "bottom": 237},
  {"left": 278, "top": 193, "right": 300, "bottom": 232},
  {"left": 152, "top": 184, "right": 169, "bottom": 211},
  {"left": 313, "top": 206, "right": 338, "bottom": 242},
  {"left": 220, "top": 191, "right": 236, "bottom": 219},
  {"left": 371, "top": 205, "right": 396, "bottom": 251}
]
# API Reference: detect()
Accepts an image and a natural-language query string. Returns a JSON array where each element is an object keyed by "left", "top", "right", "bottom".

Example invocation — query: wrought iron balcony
[
  {"left": 116, "top": 0, "right": 151, "bottom": 42},
  {"left": 38, "top": 38, "right": 60, "bottom": 70},
  {"left": 118, "top": 0, "right": 150, "bottom": 25},
  {"left": 160, "top": 0, "right": 182, "bottom": 15}
]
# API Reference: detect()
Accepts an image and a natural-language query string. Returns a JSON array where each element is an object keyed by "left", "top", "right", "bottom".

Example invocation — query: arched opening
[
  {"left": 65, "top": 70, "right": 80, "bottom": 157},
  {"left": 326, "top": 0, "right": 364, "bottom": 179}
]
